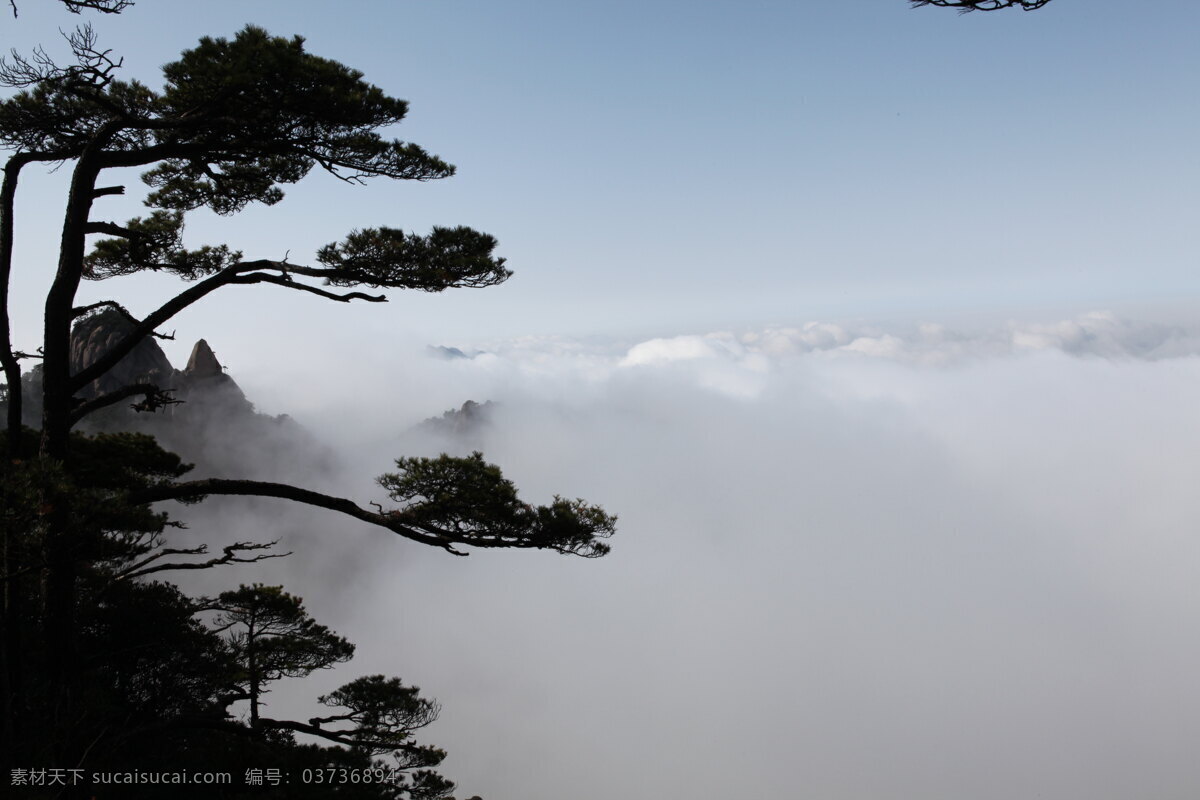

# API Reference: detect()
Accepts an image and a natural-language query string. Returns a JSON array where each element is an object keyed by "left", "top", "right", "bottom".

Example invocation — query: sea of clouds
[{"left": 193, "top": 310, "right": 1200, "bottom": 800}]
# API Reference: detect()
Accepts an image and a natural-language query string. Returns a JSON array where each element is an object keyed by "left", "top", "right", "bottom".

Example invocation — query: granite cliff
[
  {"left": 17, "top": 309, "right": 329, "bottom": 480},
  {"left": 69, "top": 309, "right": 253, "bottom": 416}
]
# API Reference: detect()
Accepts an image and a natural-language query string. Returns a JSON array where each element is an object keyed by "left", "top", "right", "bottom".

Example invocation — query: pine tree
[{"left": 0, "top": 24, "right": 614, "bottom": 792}]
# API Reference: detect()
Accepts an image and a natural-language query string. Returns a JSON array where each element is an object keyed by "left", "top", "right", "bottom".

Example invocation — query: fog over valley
[{"left": 167, "top": 311, "right": 1200, "bottom": 800}]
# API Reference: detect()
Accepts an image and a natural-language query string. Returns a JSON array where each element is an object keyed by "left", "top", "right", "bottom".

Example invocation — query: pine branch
[
  {"left": 119, "top": 540, "right": 289, "bottom": 580},
  {"left": 909, "top": 0, "right": 1052, "bottom": 10},
  {"left": 230, "top": 271, "right": 387, "bottom": 303},
  {"left": 127, "top": 472, "right": 614, "bottom": 558},
  {"left": 70, "top": 259, "right": 390, "bottom": 393},
  {"left": 68, "top": 382, "right": 179, "bottom": 424},
  {"left": 127, "top": 478, "right": 470, "bottom": 555},
  {"left": 71, "top": 300, "right": 175, "bottom": 340}
]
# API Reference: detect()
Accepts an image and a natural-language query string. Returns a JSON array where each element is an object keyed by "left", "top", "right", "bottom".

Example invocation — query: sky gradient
[
  {"left": 4, "top": 2, "right": 1200, "bottom": 798},
  {"left": 5, "top": 0, "right": 1200, "bottom": 362}
]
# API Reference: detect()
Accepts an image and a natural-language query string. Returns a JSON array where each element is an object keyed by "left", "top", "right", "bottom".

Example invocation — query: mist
[{"left": 172, "top": 311, "right": 1200, "bottom": 800}]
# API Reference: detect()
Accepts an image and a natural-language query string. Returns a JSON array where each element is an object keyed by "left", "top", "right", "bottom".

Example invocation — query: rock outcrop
[
  {"left": 67, "top": 310, "right": 253, "bottom": 416},
  {"left": 418, "top": 400, "right": 495, "bottom": 439},
  {"left": 17, "top": 308, "right": 332, "bottom": 480},
  {"left": 426, "top": 344, "right": 489, "bottom": 361},
  {"left": 71, "top": 309, "right": 178, "bottom": 399},
  {"left": 184, "top": 339, "right": 223, "bottom": 379},
  {"left": 176, "top": 338, "right": 252, "bottom": 414}
]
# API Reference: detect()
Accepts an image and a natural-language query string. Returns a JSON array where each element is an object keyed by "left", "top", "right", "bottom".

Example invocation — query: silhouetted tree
[
  {"left": 910, "top": 0, "right": 1053, "bottom": 11},
  {"left": 212, "top": 584, "right": 355, "bottom": 728},
  {"left": 0, "top": 23, "right": 614, "bottom": 792},
  {"left": 0, "top": 435, "right": 475, "bottom": 796}
]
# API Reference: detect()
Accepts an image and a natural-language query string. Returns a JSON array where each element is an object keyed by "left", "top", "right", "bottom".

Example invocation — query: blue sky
[
  {"left": 4, "top": 0, "right": 1199, "bottom": 359},
  {"left": 7, "top": 5, "right": 1200, "bottom": 798}
]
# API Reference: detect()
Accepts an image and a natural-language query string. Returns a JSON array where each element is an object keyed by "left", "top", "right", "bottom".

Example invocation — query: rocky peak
[
  {"left": 68, "top": 309, "right": 247, "bottom": 411},
  {"left": 71, "top": 309, "right": 177, "bottom": 399},
  {"left": 185, "top": 339, "right": 224, "bottom": 379},
  {"left": 10, "top": 310, "right": 331, "bottom": 481},
  {"left": 419, "top": 399, "right": 496, "bottom": 439}
]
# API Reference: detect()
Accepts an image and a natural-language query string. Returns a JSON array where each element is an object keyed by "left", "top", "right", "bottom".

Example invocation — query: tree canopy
[
  {"left": 0, "top": 20, "right": 610, "bottom": 799},
  {"left": 0, "top": 24, "right": 606, "bottom": 555}
]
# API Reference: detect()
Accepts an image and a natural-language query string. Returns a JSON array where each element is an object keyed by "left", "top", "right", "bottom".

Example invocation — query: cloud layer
[
  {"left": 602, "top": 310, "right": 1198, "bottom": 369},
  {"left": 193, "top": 311, "right": 1200, "bottom": 800}
]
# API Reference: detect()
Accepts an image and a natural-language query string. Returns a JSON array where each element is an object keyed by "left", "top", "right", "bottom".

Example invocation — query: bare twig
[
  {"left": 7, "top": 0, "right": 132, "bottom": 20},
  {"left": 0, "top": 25, "right": 123, "bottom": 89},
  {"left": 119, "top": 540, "right": 289, "bottom": 580},
  {"left": 910, "top": 0, "right": 1052, "bottom": 10},
  {"left": 71, "top": 300, "right": 174, "bottom": 340}
]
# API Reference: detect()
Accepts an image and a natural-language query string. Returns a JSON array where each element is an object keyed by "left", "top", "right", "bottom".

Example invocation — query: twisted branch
[
  {"left": 118, "top": 540, "right": 288, "bottom": 580},
  {"left": 910, "top": 0, "right": 1052, "bottom": 11}
]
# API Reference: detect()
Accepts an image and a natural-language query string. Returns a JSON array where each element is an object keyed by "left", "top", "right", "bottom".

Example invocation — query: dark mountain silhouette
[
  {"left": 17, "top": 309, "right": 331, "bottom": 480},
  {"left": 417, "top": 399, "right": 496, "bottom": 448},
  {"left": 426, "top": 344, "right": 483, "bottom": 360}
]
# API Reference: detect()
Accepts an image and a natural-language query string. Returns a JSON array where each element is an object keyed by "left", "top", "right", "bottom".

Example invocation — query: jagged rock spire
[{"left": 185, "top": 338, "right": 223, "bottom": 378}]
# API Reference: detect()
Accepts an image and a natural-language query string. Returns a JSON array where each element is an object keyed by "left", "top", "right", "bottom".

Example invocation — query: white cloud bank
[
  {"left": 621, "top": 310, "right": 1199, "bottom": 369},
  {"left": 208, "top": 311, "right": 1200, "bottom": 800}
]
